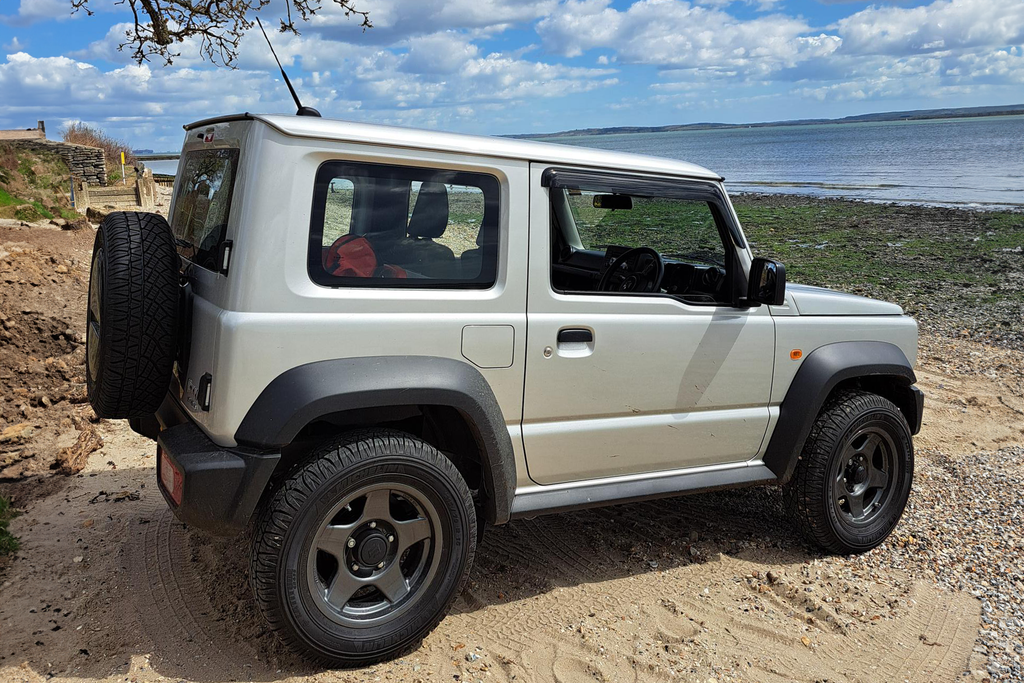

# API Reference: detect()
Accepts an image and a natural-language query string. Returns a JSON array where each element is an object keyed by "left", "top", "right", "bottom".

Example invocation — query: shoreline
[
  {"left": 512, "top": 106, "right": 1024, "bottom": 139},
  {"left": 730, "top": 188, "right": 1024, "bottom": 213}
]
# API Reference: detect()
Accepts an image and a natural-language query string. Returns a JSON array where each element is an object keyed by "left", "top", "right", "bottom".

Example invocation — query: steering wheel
[{"left": 598, "top": 247, "right": 665, "bottom": 293}]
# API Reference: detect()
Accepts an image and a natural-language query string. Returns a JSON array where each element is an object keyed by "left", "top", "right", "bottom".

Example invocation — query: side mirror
[{"left": 747, "top": 258, "right": 786, "bottom": 306}]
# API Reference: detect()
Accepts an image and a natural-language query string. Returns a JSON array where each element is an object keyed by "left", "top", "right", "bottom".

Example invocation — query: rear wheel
[
  {"left": 784, "top": 390, "right": 914, "bottom": 554},
  {"left": 250, "top": 430, "right": 476, "bottom": 666}
]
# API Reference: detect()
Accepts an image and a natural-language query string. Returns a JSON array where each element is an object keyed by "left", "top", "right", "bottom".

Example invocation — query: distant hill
[{"left": 509, "top": 103, "right": 1024, "bottom": 139}]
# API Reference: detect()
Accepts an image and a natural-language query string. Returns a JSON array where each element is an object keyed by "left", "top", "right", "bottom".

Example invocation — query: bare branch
[{"left": 69, "top": 0, "right": 370, "bottom": 67}]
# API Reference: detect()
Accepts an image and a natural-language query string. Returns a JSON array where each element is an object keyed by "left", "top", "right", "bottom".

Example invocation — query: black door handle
[{"left": 558, "top": 328, "right": 593, "bottom": 343}]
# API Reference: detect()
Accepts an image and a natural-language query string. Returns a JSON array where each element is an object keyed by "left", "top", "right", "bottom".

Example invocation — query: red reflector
[{"left": 158, "top": 446, "right": 184, "bottom": 506}]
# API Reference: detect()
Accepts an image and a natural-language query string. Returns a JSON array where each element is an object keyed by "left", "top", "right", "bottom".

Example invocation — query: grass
[
  {"left": 569, "top": 193, "right": 724, "bottom": 263},
  {"left": 731, "top": 196, "right": 1024, "bottom": 342},
  {"left": 0, "top": 187, "right": 23, "bottom": 207},
  {"left": 731, "top": 199, "right": 1024, "bottom": 297},
  {"left": 62, "top": 122, "right": 134, "bottom": 170},
  {"left": 0, "top": 147, "right": 77, "bottom": 221},
  {"left": 0, "top": 496, "right": 18, "bottom": 556}
]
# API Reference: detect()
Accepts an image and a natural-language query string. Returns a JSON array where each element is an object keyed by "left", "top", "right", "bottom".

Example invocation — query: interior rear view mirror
[
  {"left": 748, "top": 258, "right": 786, "bottom": 306},
  {"left": 593, "top": 194, "right": 632, "bottom": 210}
]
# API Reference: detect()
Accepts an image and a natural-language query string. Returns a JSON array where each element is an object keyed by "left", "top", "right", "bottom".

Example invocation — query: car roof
[{"left": 185, "top": 113, "right": 722, "bottom": 182}]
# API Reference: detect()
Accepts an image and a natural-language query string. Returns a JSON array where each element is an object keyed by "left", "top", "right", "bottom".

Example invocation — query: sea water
[{"left": 543, "top": 114, "right": 1024, "bottom": 210}]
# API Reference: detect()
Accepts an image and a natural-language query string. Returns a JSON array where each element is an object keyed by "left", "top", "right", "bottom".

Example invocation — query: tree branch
[{"left": 69, "top": 0, "right": 371, "bottom": 67}]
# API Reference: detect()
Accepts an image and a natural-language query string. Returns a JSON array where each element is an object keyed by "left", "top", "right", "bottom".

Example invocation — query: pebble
[{"left": 842, "top": 445, "right": 1024, "bottom": 681}]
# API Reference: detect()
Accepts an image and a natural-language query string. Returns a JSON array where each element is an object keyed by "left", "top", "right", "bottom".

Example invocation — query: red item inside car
[{"left": 325, "top": 235, "right": 407, "bottom": 278}]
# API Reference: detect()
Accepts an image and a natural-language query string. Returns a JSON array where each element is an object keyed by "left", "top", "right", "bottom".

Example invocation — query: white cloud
[
  {"left": 789, "top": 44, "right": 1024, "bottom": 105},
  {"left": 694, "top": 0, "right": 782, "bottom": 9},
  {"left": 0, "top": 0, "right": 76, "bottom": 26},
  {"left": 400, "top": 32, "right": 481, "bottom": 74},
  {"left": 949, "top": 47, "right": 1024, "bottom": 85},
  {"left": 309, "top": 0, "right": 557, "bottom": 42},
  {"left": 537, "top": 0, "right": 841, "bottom": 78},
  {"left": 0, "top": 42, "right": 617, "bottom": 150},
  {"left": 3, "top": 36, "right": 25, "bottom": 51},
  {"left": 836, "top": 0, "right": 1024, "bottom": 57}
]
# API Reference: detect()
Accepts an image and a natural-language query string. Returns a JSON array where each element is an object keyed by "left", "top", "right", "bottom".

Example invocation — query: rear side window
[
  {"left": 170, "top": 148, "right": 239, "bottom": 270},
  {"left": 309, "top": 161, "right": 500, "bottom": 288}
]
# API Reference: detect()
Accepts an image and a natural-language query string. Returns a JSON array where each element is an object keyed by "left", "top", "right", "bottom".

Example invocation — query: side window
[
  {"left": 567, "top": 191, "right": 725, "bottom": 266},
  {"left": 310, "top": 162, "right": 499, "bottom": 288},
  {"left": 549, "top": 182, "right": 733, "bottom": 305}
]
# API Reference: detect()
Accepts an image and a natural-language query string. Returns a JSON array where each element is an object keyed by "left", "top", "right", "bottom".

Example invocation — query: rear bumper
[{"left": 146, "top": 394, "right": 280, "bottom": 536}]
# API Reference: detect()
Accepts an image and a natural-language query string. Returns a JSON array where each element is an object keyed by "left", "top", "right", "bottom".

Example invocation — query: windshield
[
  {"left": 564, "top": 189, "right": 725, "bottom": 267},
  {"left": 170, "top": 148, "right": 239, "bottom": 270}
]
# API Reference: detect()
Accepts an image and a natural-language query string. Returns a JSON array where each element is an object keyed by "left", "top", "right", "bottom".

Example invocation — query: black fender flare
[
  {"left": 234, "top": 356, "right": 516, "bottom": 524},
  {"left": 763, "top": 341, "right": 922, "bottom": 484}
]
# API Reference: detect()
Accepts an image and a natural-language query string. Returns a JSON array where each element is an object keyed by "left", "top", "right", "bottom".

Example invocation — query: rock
[
  {"left": 55, "top": 265, "right": 68, "bottom": 274},
  {"left": 72, "top": 556, "right": 83, "bottom": 563},
  {"left": 54, "top": 426, "right": 103, "bottom": 475},
  {"left": 85, "top": 207, "right": 108, "bottom": 222},
  {"left": 0, "top": 423, "right": 35, "bottom": 444},
  {"left": 63, "top": 218, "right": 90, "bottom": 231}
]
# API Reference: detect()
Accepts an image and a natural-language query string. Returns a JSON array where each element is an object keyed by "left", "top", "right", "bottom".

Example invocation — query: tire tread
[
  {"left": 88, "top": 212, "right": 179, "bottom": 418},
  {"left": 784, "top": 389, "right": 913, "bottom": 555},
  {"left": 249, "top": 429, "right": 477, "bottom": 667}
]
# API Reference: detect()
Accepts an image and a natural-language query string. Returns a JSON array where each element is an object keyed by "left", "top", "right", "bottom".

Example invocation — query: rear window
[{"left": 170, "top": 148, "right": 239, "bottom": 270}]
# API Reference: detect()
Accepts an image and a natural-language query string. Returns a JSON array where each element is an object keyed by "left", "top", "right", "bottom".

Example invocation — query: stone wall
[{"left": 4, "top": 138, "right": 107, "bottom": 186}]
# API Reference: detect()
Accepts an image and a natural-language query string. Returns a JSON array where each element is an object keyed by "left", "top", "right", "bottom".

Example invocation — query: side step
[{"left": 509, "top": 465, "right": 777, "bottom": 519}]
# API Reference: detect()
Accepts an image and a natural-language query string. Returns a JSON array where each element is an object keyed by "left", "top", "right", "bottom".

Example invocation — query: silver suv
[{"left": 85, "top": 112, "right": 924, "bottom": 666}]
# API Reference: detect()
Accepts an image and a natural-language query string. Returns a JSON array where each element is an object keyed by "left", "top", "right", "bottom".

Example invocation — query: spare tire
[{"left": 86, "top": 212, "right": 180, "bottom": 419}]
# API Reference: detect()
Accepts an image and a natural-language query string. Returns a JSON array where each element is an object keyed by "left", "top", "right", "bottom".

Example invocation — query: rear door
[
  {"left": 521, "top": 163, "right": 775, "bottom": 485},
  {"left": 169, "top": 120, "right": 248, "bottom": 417}
]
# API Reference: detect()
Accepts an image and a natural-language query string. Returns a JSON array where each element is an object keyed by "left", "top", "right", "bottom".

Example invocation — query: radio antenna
[{"left": 255, "top": 16, "right": 321, "bottom": 117}]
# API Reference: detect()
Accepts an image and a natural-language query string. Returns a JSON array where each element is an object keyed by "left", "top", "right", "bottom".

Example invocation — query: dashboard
[{"left": 552, "top": 245, "right": 728, "bottom": 303}]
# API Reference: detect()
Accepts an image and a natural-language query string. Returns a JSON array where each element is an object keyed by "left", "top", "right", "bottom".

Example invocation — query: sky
[{"left": 0, "top": 0, "right": 1022, "bottom": 151}]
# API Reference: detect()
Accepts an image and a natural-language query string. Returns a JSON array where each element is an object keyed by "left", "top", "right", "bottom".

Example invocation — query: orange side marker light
[{"left": 790, "top": 349, "right": 803, "bottom": 360}]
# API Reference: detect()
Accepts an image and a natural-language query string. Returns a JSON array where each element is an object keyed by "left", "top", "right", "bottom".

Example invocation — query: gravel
[{"left": 842, "top": 445, "right": 1024, "bottom": 681}]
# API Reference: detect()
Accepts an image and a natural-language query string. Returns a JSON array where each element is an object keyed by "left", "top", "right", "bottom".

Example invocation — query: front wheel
[
  {"left": 784, "top": 390, "right": 914, "bottom": 555},
  {"left": 249, "top": 430, "right": 477, "bottom": 666}
]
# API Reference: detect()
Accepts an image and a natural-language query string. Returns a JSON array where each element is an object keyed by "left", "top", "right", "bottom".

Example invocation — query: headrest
[{"left": 408, "top": 182, "right": 449, "bottom": 239}]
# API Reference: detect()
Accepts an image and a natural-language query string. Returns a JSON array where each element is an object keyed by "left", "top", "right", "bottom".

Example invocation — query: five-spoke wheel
[
  {"left": 308, "top": 485, "right": 440, "bottom": 626},
  {"left": 833, "top": 427, "right": 897, "bottom": 525}
]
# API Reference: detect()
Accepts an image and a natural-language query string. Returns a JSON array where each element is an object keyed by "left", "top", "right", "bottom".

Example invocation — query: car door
[{"left": 521, "top": 163, "right": 775, "bottom": 485}]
